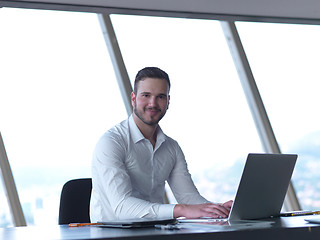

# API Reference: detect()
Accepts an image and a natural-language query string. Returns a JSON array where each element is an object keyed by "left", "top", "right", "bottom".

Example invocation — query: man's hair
[{"left": 134, "top": 67, "right": 171, "bottom": 94}]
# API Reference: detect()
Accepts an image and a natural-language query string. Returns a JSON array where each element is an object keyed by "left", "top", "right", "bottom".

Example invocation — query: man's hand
[
  {"left": 173, "top": 200, "right": 233, "bottom": 219},
  {"left": 221, "top": 200, "right": 233, "bottom": 211}
]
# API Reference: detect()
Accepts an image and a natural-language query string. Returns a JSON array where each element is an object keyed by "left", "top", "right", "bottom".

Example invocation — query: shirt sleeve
[
  {"left": 167, "top": 141, "right": 210, "bottom": 204},
  {"left": 91, "top": 132, "right": 175, "bottom": 221}
]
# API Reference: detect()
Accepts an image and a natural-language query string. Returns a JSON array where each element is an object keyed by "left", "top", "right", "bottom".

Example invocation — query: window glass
[
  {"left": 236, "top": 21, "right": 320, "bottom": 210},
  {"left": 0, "top": 8, "right": 126, "bottom": 226},
  {"left": 111, "top": 15, "right": 263, "bottom": 203},
  {"left": 0, "top": 174, "right": 12, "bottom": 227}
]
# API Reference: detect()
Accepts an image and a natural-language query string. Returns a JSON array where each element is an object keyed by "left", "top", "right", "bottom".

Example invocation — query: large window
[
  {"left": 3, "top": 7, "right": 318, "bottom": 227},
  {"left": 236, "top": 21, "right": 320, "bottom": 210},
  {"left": 111, "top": 15, "right": 263, "bottom": 203},
  {"left": 0, "top": 8, "right": 126, "bottom": 226}
]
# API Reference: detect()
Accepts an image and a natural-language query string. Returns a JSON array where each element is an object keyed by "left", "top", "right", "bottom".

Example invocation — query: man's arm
[
  {"left": 167, "top": 141, "right": 233, "bottom": 218},
  {"left": 167, "top": 142, "right": 211, "bottom": 204}
]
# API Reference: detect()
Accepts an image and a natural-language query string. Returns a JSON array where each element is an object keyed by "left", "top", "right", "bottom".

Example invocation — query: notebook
[
  {"left": 98, "top": 218, "right": 177, "bottom": 228},
  {"left": 179, "top": 153, "right": 297, "bottom": 223}
]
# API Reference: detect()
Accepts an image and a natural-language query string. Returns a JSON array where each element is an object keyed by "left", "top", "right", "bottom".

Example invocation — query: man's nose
[{"left": 148, "top": 96, "right": 157, "bottom": 106}]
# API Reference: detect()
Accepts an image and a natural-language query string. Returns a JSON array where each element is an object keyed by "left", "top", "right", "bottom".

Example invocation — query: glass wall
[
  {"left": 0, "top": 176, "right": 12, "bottom": 227},
  {"left": 2, "top": 6, "right": 319, "bottom": 226},
  {"left": 236, "top": 21, "right": 320, "bottom": 210},
  {"left": 0, "top": 8, "right": 126, "bottom": 226},
  {"left": 111, "top": 14, "right": 263, "bottom": 203}
]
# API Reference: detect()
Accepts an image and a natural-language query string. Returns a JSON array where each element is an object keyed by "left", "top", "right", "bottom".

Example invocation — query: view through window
[
  {"left": 0, "top": 8, "right": 126, "bottom": 227},
  {"left": 236, "top": 21, "right": 320, "bottom": 210},
  {"left": 1, "top": 7, "right": 318, "bottom": 227}
]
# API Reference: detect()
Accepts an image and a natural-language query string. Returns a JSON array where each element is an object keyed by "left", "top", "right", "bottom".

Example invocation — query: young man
[{"left": 90, "top": 67, "right": 232, "bottom": 222}]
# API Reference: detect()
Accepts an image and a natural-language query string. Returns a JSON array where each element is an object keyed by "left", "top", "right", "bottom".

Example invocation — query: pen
[
  {"left": 302, "top": 211, "right": 320, "bottom": 216},
  {"left": 281, "top": 211, "right": 320, "bottom": 217},
  {"left": 69, "top": 223, "right": 102, "bottom": 227}
]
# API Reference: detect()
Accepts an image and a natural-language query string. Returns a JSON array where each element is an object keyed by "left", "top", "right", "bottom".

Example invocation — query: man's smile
[{"left": 146, "top": 108, "right": 161, "bottom": 116}]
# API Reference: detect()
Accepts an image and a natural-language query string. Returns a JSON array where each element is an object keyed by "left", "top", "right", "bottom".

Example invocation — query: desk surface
[{"left": 1, "top": 215, "right": 320, "bottom": 240}]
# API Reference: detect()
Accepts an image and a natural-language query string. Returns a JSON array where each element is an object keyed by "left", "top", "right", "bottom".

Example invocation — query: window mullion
[{"left": 220, "top": 21, "right": 301, "bottom": 211}]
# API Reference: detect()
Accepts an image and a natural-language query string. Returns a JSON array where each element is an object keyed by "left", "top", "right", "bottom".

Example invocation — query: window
[
  {"left": 111, "top": 15, "right": 263, "bottom": 203},
  {"left": 2, "top": 8, "right": 313, "bottom": 227},
  {"left": 0, "top": 8, "right": 126, "bottom": 226},
  {"left": 0, "top": 178, "right": 12, "bottom": 227},
  {"left": 236, "top": 21, "right": 320, "bottom": 210}
]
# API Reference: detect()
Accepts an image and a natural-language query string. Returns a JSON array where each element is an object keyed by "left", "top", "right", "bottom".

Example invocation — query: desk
[{"left": 1, "top": 215, "right": 320, "bottom": 240}]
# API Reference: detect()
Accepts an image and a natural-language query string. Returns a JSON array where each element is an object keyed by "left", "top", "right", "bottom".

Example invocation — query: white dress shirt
[{"left": 90, "top": 115, "right": 208, "bottom": 222}]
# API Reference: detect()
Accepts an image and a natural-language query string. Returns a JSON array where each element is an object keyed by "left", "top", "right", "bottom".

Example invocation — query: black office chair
[{"left": 58, "top": 178, "right": 92, "bottom": 225}]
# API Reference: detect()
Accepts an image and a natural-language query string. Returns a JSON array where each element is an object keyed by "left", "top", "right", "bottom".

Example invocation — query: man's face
[{"left": 131, "top": 77, "right": 170, "bottom": 126}]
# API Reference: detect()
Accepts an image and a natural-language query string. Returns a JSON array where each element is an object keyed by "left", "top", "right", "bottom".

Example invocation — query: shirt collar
[{"left": 128, "top": 114, "right": 166, "bottom": 145}]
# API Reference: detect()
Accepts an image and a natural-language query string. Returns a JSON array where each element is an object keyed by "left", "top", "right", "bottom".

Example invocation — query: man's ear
[
  {"left": 131, "top": 92, "right": 136, "bottom": 107},
  {"left": 167, "top": 95, "right": 170, "bottom": 109}
]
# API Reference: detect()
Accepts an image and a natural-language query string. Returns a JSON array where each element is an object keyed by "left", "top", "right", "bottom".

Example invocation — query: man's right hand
[{"left": 173, "top": 201, "right": 232, "bottom": 219}]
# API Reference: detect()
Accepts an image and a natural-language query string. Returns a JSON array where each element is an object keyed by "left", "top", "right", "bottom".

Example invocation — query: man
[{"left": 90, "top": 67, "right": 232, "bottom": 222}]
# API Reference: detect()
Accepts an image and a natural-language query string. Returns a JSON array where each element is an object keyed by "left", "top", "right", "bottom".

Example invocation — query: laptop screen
[{"left": 229, "top": 153, "right": 297, "bottom": 221}]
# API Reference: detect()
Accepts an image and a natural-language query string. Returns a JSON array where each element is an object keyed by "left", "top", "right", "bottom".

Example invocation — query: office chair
[{"left": 58, "top": 178, "right": 92, "bottom": 225}]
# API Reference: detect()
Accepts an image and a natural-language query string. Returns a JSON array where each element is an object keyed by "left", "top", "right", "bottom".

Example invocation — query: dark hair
[{"left": 134, "top": 67, "right": 171, "bottom": 94}]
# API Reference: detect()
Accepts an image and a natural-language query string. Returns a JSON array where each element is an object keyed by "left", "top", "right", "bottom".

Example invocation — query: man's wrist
[{"left": 173, "top": 204, "right": 186, "bottom": 218}]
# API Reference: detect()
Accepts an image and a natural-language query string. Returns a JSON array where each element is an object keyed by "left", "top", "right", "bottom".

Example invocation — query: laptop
[{"left": 179, "top": 153, "right": 297, "bottom": 223}]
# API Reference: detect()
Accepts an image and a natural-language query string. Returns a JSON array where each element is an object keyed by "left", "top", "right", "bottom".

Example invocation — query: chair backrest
[{"left": 58, "top": 178, "right": 92, "bottom": 225}]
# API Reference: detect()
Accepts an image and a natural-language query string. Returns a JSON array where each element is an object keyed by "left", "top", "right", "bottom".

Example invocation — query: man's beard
[{"left": 133, "top": 105, "right": 166, "bottom": 126}]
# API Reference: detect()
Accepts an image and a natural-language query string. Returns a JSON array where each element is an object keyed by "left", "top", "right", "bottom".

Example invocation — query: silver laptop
[{"left": 179, "top": 153, "right": 297, "bottom": 223}]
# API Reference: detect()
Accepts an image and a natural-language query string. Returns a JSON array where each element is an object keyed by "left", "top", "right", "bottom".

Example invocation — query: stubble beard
[{"left": 133, "top": 104, "right": 166, "bottom": 127}]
